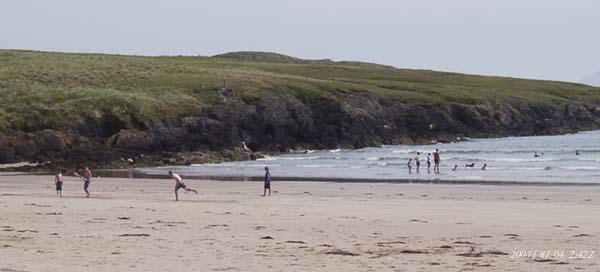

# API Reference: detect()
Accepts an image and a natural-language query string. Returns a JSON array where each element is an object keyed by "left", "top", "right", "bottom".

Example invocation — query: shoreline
[{"left": 5, "top": 169, "right": 600, "bottom": 187}]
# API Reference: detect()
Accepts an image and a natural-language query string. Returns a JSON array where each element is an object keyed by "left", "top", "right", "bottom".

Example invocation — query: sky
[{"left": 1, "top": 0, "right": 599, "bottom": 83}]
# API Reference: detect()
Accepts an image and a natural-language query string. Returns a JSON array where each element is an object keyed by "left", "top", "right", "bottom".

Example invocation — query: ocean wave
[
  {"left": 559, "top": 166, "right": 600, "bottom": 171},
  {"left": 487, "top": 157, "right": 561, "bottom": 162},
  {"left": 422, "top": 149, "right": 600, "bottom": 154},
  {"left": 367, "top": 162, "right": 405, "bottom": 167},
  {"left": 443, "top": 157, "right": 562, "bottom": 163},
  {"left": 455, "top": 175, "right": 484, "bottom": 180},
  {"left": 363, "top": 156, "right": 404, "bottom": 161},
  {"left": 576, "top": 158, "right": 600, "bottom": 162},
  {"left": 391, "top": 149, "right": 421, "bottom": 154},
  {"left": 486, "top": 166, "right": 552, "bottom": 171},
  {"left": 299, "top": 164, "right": 337, "bottom": 168}
]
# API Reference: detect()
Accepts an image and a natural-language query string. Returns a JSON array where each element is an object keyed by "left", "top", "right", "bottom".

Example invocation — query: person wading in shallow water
[
  {"left": 169, "top": 171, "right": 198, "bottom": 201},
  {"left": 433, "top": 149, "right": 441, "bottom": 174},
  {"left": 427, "top": 153, "right": 432, "bottom": 173},
  {"left": 263, "top": 166, "right": 272, "bottom": 197},
  {"left": 414, "top": 152, "right": 421, "bottom": 174}
]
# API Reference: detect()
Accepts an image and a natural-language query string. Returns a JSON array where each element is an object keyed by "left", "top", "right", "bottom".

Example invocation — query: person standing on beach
[
  {"left": 415, "top": 152, "right": 421, "bottom": 174},
  {"left": 54, "top": 169, "right": 63, "bottom": 197},
  {"left": 169, "top": 170, "right": 198, "bottom": 201},
  {"left": 433, "top": 149, "right": 441, "bottom": 174},
  {"left": 263, "top": 166, "right": 272, "bottom": 197},
  {"left": 426, "top": 153, "right": 432, "bottom": 173},
  {"left": 74, "top": 167, "right": 92, "bottom": 198},
  {"left": 407, "top": 158, "right": 413, "bottom": 174}
]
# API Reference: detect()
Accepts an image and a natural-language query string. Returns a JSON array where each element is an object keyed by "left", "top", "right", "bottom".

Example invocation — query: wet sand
[{"left": 0, "top": 175, "right": 599, "bottom": 271}]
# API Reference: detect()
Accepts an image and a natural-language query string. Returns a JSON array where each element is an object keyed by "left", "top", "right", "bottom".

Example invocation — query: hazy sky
[{"left": 2, "top": 0, "right": 599, "bottom": 82}]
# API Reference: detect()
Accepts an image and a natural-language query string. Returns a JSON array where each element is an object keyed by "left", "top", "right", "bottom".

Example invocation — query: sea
[{"left": 140, "top": 130, "right": 600, "bottom": 185}]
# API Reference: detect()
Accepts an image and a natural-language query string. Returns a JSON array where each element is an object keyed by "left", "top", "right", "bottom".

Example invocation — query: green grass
[{"left": 1, "top": 49, "right": 599, "bottom": 132}]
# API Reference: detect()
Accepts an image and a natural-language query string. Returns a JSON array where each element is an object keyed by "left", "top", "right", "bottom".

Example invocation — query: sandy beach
[{"left": 0, "top": 175, "right": 599, "bottom": 271}]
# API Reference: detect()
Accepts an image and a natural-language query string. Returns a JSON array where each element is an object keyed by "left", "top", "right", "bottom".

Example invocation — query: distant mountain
[
  {"left": 214, "top": 51, "right": 305, "bottom": 63},
  {"left": 581, "top": 71, "right": 600, "bottom": 87}
]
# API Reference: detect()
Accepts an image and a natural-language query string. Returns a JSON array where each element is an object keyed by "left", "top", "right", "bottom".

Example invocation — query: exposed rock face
[{"left": 2, "top": 89, "right": 600, "bottom": 166}]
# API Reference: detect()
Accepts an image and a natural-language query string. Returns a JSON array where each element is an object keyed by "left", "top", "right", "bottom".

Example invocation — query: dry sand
[{"left": 0, "top": 175, "right": 599, "bottom": 271}]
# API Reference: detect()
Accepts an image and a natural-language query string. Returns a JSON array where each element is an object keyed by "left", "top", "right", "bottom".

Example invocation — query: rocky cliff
[{"left": 2, "top": 87, "right": 600, "bottom": 168}]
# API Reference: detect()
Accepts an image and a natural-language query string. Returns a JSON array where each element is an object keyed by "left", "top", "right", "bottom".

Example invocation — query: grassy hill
[{"left": 1, "top": 49, "right": 599, "bottom": 133}]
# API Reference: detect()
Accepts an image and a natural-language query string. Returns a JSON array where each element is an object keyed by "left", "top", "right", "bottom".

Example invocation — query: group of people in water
[
  {"left": 54, "top": 166, "right": 273, "bottom": 201},
  {"left": 406, "top": 148, "right": 442, "bottom": 174},
  {"left": 406, "top": 148, "right": 487, "bottom": 174},
  {"left": 408, "top": 149, "right": 584, "bottom": 174}
]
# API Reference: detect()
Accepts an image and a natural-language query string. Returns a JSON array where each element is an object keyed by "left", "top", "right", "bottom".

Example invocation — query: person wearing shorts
[
  {"left": 169, "top": 171, "right": 198, "bottom": 201},
  {"left": 415, "top": 152, "right": 421, "bottom": 174},
  {"left": 55, "top": 169, "right": 64, "bottom": 197},
  {"left": 263, "top": 166, "right": 272, "bottom": 197},
  {"left": 433, "top": 149, "right": 441, "bottom": 174},
  {"left": 74, "top": 167, "right": 92, "bottom": 198}
]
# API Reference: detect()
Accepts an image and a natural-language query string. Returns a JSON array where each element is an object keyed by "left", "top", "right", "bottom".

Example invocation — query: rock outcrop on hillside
[{"left": 1, "top": 88, "right": 600, "bottom": 167}]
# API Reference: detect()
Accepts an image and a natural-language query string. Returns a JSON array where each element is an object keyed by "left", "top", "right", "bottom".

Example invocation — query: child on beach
[
  {"left": 415, "top": 152, "right": 421, "bottom": 174},
  {"left": 263, "top": 166, "right": 272, "bottom": 197},
  {"left": 407, "top": 158, "right": 413, "bottom": 174},
  {"left": 55, "top": 170, "right": 63, "bottom": 197},
  {"left": 426, "top": 153, "right": 432, "bottom": 173},
  {"left": 168, "top": 170, "right": 198, "bottom": 201}
]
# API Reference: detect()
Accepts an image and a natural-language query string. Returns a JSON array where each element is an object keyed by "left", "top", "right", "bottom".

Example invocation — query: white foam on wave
[
  {"left": 576, "top": 158, "right": 600, "bottom": 162},
  {"left": 456, "top": 175, "right": 485, "bottom": 180},
  {"left": 486, "top": 166, "right": 551, "bottom": 171},
  {"left": 300, "top": 164, "right": 337, "bottom": 168},
  {"left": 559, "top": 166, "right": 600, "bottom": 171},
  {"left": 487, "top": 157, "right": 561, "bottom": 162}
]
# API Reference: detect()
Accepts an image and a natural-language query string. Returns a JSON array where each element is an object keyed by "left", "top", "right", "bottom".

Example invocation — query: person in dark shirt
[
  {"left": 263, "top": 166, "right": 272, "bottom": 197},
  {"left": 433, "top": 149, "right": 441, "bottom": 174}
]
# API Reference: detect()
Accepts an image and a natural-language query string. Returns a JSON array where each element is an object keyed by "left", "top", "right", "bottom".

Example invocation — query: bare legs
[{"left": 174, "top": 186, "right": 198, "bottom": 201}]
